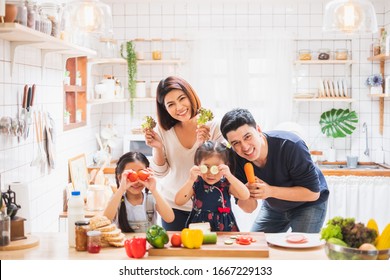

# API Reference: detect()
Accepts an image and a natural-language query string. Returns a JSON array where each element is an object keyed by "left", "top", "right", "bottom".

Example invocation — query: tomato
[
  {"left": 137, "top": 169, "right": 150, "bottom": 181},
  {"left": 127, "top": 170, "right": 138, "bottom": 182},
  {"left": 170, "top": 233, "right": 182, "bottom": 247},
  {"left": 236, "top": 235, "right": 255, "bottom": 245}
]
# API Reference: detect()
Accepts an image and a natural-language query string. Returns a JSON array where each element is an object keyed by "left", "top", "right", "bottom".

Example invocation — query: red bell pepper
[{"left": 124, "top": 237, "right": 147, "bottom": 259}]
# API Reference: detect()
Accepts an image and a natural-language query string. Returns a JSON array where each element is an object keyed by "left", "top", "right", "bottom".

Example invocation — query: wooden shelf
[
  {"left": 367, "top": 54, "right": 390, "bottom": 62},
  {"left": 369, "top": 94, "right": 389, "bottom": 98},
  {"left": 294, "top": 97, "right": 354, "bottom": 102},
  {"left": 64, "top": 85, "right": 86, "bottom": 92},
  {"left": 88, "top": 98, "right": 128, "bottom": 105},
  {"left": 137, "top": 59, "right": 185, "bottom": 65},
  {"left": 0, "top": 23, "right": 96, "bottom": 75},
  {"left": 63, "top": 121, "right": 87, "bottom": 131},
  {"left": 294, "top": 60, "right": 355, "bottom": 65}
]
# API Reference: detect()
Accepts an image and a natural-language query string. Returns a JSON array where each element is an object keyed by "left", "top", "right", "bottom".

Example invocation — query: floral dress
[{"left": 185, "top": 176, "right": 239, "bottom": 232}]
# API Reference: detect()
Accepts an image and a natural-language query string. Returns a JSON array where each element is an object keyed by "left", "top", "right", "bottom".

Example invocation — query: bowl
[{"left": 325, "top": 242, "right": 390, "bottom": 260}]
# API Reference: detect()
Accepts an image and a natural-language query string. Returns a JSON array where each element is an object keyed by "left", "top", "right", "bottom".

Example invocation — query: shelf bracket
[{"left": 10, "top": 41, "right": 45, "bottom": 75}]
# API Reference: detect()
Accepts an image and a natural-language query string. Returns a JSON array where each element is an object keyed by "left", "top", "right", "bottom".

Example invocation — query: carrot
[{"left": 244, "top": 162, "right": 256, "bottom": 183}]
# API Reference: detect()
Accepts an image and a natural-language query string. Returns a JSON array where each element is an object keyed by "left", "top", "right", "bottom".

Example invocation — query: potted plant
[
  {"left": 365, "top": 73, "right": 383, "bottom": 95},
  {"left": 64, "top": 110, "right": 71, "bottom": 125},
  {"left": 319, "top": 108, "right": 358, "bottom": 162},
  {"left": 120, "top": 41, "right": 137, "bottom": 115}
]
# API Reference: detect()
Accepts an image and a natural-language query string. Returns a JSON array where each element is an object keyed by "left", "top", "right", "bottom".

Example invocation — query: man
[{"left": 220, "top": 108, "right": 329, "bottom": 233}]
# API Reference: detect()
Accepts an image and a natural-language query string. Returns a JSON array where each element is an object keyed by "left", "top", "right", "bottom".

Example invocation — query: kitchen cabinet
[
  {"left": 325, "top": 175, "right": 390, "bottom": 232},
  {"left": 64, "top": 57, "right": 88, "bottom": 130},
  {"left": 293, "top": 39, "right": 354, "bottom": 102},
  {"left": 0, "top": 23, "right": 96, "bottom": 76}
]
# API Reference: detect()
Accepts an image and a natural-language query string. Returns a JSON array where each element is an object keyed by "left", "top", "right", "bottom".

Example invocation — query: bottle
[
  {"left": 67, "top": 191, "right": 84, "bottom": 247},
  {"left": 0, "top": 207, "right": 11, "bottom": 247}
]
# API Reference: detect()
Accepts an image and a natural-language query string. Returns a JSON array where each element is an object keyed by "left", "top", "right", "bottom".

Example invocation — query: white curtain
[
  {"left": 325, "top": 176, "right": 390, "bottom": 232},
  {"left": 188, "top": 30, "right": 294, "bottom": 130}
]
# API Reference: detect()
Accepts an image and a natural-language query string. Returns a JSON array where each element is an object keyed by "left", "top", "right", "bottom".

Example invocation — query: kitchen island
[{"left": 0, "top": 232, "right": 327, "bottom": 260}]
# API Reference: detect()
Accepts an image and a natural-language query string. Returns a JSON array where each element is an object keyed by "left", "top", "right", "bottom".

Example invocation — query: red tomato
[
  {"left": 127, "top": 171, "right": 138, "bottom": 182},
  {"left": 170, "top": 233, "right": 182, "bottom": 247},
  {"left": 236, "top": 236, "right": 252, "bottom": 245},
  {"left": 137, "top": 169, "right": 150, "bottom": 181}
]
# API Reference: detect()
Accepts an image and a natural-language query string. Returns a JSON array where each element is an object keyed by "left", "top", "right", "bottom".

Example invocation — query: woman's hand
[
  {"left": 144, "top": 129, "right": 163, "bottom": 149},
  {"left": 196, "top": 125, "right": 211, "bottom": 144}
]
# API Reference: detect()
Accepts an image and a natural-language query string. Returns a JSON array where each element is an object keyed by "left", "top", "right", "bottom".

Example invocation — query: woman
[{"left": 144, "top": 76, "right": 224, "bottom": 230}]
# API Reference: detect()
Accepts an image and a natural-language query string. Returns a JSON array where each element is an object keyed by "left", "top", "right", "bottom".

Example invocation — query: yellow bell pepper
[{"left": 181, "top": 228, "right": 203, "bottom": 249}]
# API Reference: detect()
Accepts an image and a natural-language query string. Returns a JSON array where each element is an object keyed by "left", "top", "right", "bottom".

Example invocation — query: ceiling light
[{"left": 323, "top": 0, "right": 378, "bottom": 34}]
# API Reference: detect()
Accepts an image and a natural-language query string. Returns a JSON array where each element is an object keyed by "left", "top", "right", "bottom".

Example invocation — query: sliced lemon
[
  {"left": 210, "top": 165, "right": 219, "bottom": 175},
  {"left": 200, "top": 165, "right": 208, "bottom": 174}
]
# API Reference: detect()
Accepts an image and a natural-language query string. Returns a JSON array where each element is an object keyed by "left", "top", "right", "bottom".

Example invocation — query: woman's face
[
  {"left": 122, "top": 161, "right": 147, "bottom": 195},
  {"left": 199, "top": 155, "right": 224, "bottom": 185},
  {"left": 163, "top": 89, "right": 192, "bottom": 122}
]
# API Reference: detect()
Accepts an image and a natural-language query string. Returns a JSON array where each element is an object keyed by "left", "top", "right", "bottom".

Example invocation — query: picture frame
[{"left": 68, "top": 154, "right": 89, "bottom": 198}]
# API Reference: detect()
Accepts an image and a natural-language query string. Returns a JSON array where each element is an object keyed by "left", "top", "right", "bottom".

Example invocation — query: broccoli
[
  {"left": 141, "top": 116, "right": 156, "bottom": 130},
  {"left": 197, "top": 107, "right": 214, "bottom": 125}
]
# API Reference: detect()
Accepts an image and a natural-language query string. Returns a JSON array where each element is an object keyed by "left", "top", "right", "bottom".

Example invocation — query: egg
[{"left": 358, "top": 243, "right": 377, "bottom": 251}]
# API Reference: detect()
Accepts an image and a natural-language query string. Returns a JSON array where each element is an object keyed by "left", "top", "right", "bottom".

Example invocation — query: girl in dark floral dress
[{"left": 175, "top": 141, "right": 250, "bottom": 231}]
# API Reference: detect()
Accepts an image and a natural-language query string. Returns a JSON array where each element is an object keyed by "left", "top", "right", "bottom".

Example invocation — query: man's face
[{"left": 226, "top": 124, "right": 263, "bottom": 162}]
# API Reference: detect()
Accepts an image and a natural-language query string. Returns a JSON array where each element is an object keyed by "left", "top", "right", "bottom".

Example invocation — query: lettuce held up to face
[
  {"left": 197, "top": 107, "right": 214, "bottom": 125},
  {"left": 141, "top": 116, "right": 157, "bottom": 130}
]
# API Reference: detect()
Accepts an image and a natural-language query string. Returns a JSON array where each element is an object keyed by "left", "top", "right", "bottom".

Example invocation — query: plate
[{"left": 266, "top": 233, "right": 325, "bottom": 248}]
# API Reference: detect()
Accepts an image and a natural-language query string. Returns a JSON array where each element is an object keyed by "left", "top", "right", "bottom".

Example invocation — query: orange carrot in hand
[{"left": 244, "top": 162, "right": 255, "bottom": 183}]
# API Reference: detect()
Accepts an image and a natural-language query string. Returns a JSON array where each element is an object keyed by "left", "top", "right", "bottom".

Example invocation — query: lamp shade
[{"left": 323, "top": 0, "right": 378, "bottom": 34}]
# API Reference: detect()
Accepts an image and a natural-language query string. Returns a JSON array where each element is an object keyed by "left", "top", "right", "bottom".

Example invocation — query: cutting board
[{"left": 148, "top": 232, "right": 269, "bottom": 258}]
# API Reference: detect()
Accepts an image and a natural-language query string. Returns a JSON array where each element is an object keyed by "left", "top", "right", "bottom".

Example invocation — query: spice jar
[
  {"left": 335, "top": 48, "right": 348, "bottom": 60},
  {"left": 87, "top": 231, "right": 101, "bottom": 254},
  {"left": 298, "top": 49, "right": 312, "bottom": 60},
  {"left": 75, "top": 220, "right": 90, "bottom": 251},
  {"left": 40, "top": 2, "right": 61, "bottom": 37},
  {"left": 318, "top": 48, "right": 330, "bottom": 60}
]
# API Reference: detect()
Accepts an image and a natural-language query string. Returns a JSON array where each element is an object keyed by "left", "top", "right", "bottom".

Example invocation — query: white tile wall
[{"left": 0, "top": 0, "right": 389, "bottom": 232}]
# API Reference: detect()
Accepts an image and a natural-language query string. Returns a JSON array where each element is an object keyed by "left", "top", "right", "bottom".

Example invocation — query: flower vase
[{"left": 370, "top": 86, "right": 383, "bottom": 95}]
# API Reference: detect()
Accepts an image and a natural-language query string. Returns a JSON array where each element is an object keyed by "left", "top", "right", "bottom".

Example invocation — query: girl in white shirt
[
  {"left": 144, "top": 76, "right": 225, "bottom": 230},
  {"left": 103, "top": 152, "right": 174, "bottom": 233}
]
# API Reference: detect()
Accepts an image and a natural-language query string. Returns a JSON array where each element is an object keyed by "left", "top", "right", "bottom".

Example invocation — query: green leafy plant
[
  {"left": 121, "top": 41, "right": 137, "bottom": 115},
  {"left": 319, "top": 108, "right": 358, "bottom": 138}
]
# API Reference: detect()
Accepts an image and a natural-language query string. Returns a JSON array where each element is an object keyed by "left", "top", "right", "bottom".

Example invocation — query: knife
[
  {"left": 30, "top": 84, "right": 36, "bottom": 107},
  {"left": 26, "top": 87, "right": 32, "bottom": 112},
  {"left": 22, "top": 85, "right": 28, "bottom": 108}
]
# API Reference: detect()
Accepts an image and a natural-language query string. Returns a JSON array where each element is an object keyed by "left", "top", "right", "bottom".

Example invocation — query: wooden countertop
[
  {"left": 0, "top": 232, "right": 327, "bottom": 260},
  {"left": 319, "top": 162, "right": 390, "bottom": 177}
]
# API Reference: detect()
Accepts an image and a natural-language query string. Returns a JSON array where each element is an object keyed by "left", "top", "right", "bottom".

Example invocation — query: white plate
[{"left": 266, "top": 232, "right": 325, "bottom": 249}]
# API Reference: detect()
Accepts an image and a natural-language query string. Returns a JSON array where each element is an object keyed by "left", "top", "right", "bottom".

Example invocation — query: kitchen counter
[
  {"left": 318, "top": 162, "right": 390, "bottom": 177},
  {"left": 0, "top": 232, "right": 327, "bottom": 260}
]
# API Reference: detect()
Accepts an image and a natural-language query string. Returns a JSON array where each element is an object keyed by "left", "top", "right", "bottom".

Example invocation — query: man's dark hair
[{"left": 220, "top": 108, "right": 257, "bottom": 140}]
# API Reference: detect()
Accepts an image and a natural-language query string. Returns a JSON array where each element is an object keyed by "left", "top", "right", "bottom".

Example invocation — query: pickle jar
[
  {"left": 75, "top": 220, "right": 90, "bottom": 251},
  {"left": 298, "top": 49, "right": 312, "bottom": 60},
  {"left": 335, "top": 48, "right": 348, "bottom": 60},
  {"left": 87, "top": 230, "right": 101, "bottom": 254},
  {"left": 318, "top": 48, "right": 330, "bottom": 60}
]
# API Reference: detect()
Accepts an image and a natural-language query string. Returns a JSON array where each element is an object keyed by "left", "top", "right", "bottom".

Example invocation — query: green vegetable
[
  {"left": 327, "top": 237, "right": 348, "bottom": 247},
  {"left": 120, "top": 41, "right": 137, "bottom": 115},
  {"left": 203, "top": 232, "right": 217, "bottom": 244},
  {"left": 197, "top": 107, "right": 214, "bottom": 125},
  {"left": 141, "top": 116, "right": 157, "bottom": 130},
  {"left": 146, "top": 225, "right": 169, "bottom": 249},
  {"left": 320, "top": 216, "right": 378, "bottom": 248}
]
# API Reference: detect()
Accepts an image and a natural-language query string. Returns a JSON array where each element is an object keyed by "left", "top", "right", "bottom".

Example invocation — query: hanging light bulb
[{"left": 323, "top": 0, "right": 378, "bottom": 34}]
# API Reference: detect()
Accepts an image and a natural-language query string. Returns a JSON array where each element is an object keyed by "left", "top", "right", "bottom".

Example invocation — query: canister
[
  {"left": 298, "top": 49, "right": 311, "bottom": 60},
  {"left": 335, "top": 48, "right": 348, "bottom": 60}
]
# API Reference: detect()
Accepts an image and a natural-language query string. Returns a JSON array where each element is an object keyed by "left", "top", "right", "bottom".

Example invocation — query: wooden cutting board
[{"left": 148, "top": 232, "right": 269, "bottom": 258}]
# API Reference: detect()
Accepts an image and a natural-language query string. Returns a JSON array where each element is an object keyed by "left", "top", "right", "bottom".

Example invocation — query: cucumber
[{"left": 203, "top": 232, "right": 217, "bottom": 244}]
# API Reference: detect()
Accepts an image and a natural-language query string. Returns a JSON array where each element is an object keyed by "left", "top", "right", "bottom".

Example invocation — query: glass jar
[
  {"left": 75, "top": 220, "right": 90, "bottom": 251},
  {"left": 152, "top": 40, "right": 162, "bottom": 60},
  {"left": 39, "top": 11, "right": 52, "bottom": 35},
  {"left": 0, "top": 209, "right": 11, "bottom": 247},
  {"left": 13, "top": 0, "right": 27, "bottom": 26},
  {"left": 335, "top": 48, "right": 348, "bottom": 60},
  {"left": 40, "top": 2, "right": 61, "bottom": 37},
  {"left": 298, "top": 49, "right": 311, "bottom": 60},
  {"left": 99, "top": 38, "right": 119, "bottom": 58},
  {"left": 318, "top": 48, "right": 330, "bottom": 60},
  {"left": 26, "top": 1, "right": 37, "bottom": 29},
  {"left": 87, "top": 230, "right": 101, "bottom": 254},
  {"left": 372, "top": 39, "right": 381, "bottom": 56}
]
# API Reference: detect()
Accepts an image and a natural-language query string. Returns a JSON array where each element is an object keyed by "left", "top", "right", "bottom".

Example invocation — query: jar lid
[
  {"left": 87, "top": 230, "right": 101, "bottom": 237},
  {"left": 75, "top": 220, "right": 90, "bottom": 226}
]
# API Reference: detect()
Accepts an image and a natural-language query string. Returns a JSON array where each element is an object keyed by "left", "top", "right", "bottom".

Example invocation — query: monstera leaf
[{"left": 319, "top": 108, "right": 358, "bottom": 138}]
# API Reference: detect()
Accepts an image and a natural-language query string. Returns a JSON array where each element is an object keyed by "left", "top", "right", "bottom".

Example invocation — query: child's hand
[
  {"left": 119, "top": 169, "right": 138, "bottom": 192},
  {"left": 189, "top": 165, "right": 201, "bottom": 181},
  {"left": 140, "top": 168, "right": 157, "bottom": 192},
  {"left": 218, "top": 164, "right": 232, "bottom": 178}
]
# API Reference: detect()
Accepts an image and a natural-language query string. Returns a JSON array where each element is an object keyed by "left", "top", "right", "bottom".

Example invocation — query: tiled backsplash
[{"left": 0, "top": 0, "right": 389, "bottom": 232}]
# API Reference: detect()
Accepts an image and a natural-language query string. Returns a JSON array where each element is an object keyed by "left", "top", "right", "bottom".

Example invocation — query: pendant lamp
[{"left": 323, "top": 0, "right": 378, "bottom": 34}]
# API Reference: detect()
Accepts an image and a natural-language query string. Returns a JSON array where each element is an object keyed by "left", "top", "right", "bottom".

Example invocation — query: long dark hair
[
  {"left": 115, "top": 152, "right": 149, "bottom": 232},
  {"left": 156, "top": 76, "right": 201, "bottom": 130}
]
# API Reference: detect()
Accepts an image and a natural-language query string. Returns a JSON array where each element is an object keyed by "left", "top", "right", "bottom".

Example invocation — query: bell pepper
[
  {"left": 181, "top": 228, "right": 203, "bottom": 249},
  {"left": 124, "top": 237, "right": 147, "bottom": 259},
  {"left": 146, "top": 225, "right": 169, "bottom": 249}
]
